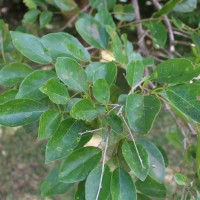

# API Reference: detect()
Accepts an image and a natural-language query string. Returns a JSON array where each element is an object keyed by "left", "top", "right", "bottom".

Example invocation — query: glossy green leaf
[
  {"left": 121, "top": 34, "right": 134, "bottom": 62},
  {"left": 85, "top": 165, "right": 111, "bottom": 200},
  {"left": 174, "top": 173, "right": 187, "bottom": 186},
  {"left": 153, "top": 0, "right": 182, "bottom": 17},
  {"left": 161, "top": 84, "right": 200, "bottom": 123},
  {"left": 76, "top": 15, "right": 109, "bottom": 49},
  {"left": 40, "top": 77, "right": 69, "bottom": 104},
  {"left": 105, "top": 114, "right": 123, "bottom": 134},
  {"left": 39, "top": 10, "right": 53, "bottom": 28},
  {"left": 197, "top": 134, "right": 200, "bottom": 179},
  {"left": 151, "top": 58, "right": 200, "bottom": 84},
  {"left": 55, "top": 57, "right": 88, "bottom": 92},
  {"left": 59, "top": 146, "right": 102, "bottom": 183},
  {"left": 0, "top": 89, "right": 18, "bottom": 104},
  {"left": 136, "top": 176, "right": 166, "bottom": 198},
  {"left": 126, "top": 60, "right": 144, "bottom": 88},
  {"left": 86, "top": 62, "right": 117, "bottom": 85},
  {"left": 40, "top": 164, "right": 73, "bottom": 196},
  {"left": 0, "top": 99, "right": 47, "bottom": 126},
  {"left": 174, "top": 0, "right": 197, "bottom": 13},
  {"left": 41, "top": 32, "right": 90, "bottom": 61},
  {"left": 10, "top": 31, "right": 52, "bottom": 64},
  {"left": 125, "top": 94, "right": 161, "bottom": 134},
  {"left": 106, "top": 26, "right": 127, "bottom": 65},
  {"left": 88, "top": 0, "right": 116, "bottom": 10},
  {"left": 70, "top": 99, "right": 98, "bottom": 122},
  {"left": 74, "top": 181, "right": 86, "bottom": 200},
  {"left": 54, "top": 0, "right": 77, "bottom": 12},
  {"left": 114, "top": 4, "right": 135, "bottom": 21},
  {"left": 122, "top": 141, "right": 149, "bottom": 181},
  {"left": 38, "top": 109, "right": 62, "bottom": 140},
  {"left": 137, "top": 139, "right": 165, "bottom": 183},
  {"left": 93, "top": 79, "right": 110, "bottom": 104},
  {"left": 0, "top": 62, "right": 32, "bottom": 87},
  {"left": 111, "top": 167, "right": 137, "bottom": 200},
  {"left": 45, "top": 119, "right": 85, "bottom": 163},
  {"left": 22, "top": 9, "right": 40, "bottom": 23},
  {"left": 16, "top": 70, "right": 55, "bottom": 100}
]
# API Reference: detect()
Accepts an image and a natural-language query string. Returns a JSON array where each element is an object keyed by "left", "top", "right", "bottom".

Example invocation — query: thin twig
[
  {"left": 95, "top": 130, "right": 110, "bottom": 200},
  {"left": 129, "top": 76, "right": 149, "bottom": 94},
  {"left": 187, "top": 123, "right": 197, "bottom": 136},
  {"left": 79, "top": 128, "right": 104, "bottom": 136}
]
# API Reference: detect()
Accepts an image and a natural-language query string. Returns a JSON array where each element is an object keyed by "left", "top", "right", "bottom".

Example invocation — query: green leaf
[
  {"left": 166, "top": 129, "right": 183, "bottom": 149},
  {"left": 22, "top": 9, "right": 40, "bottom": 23},
  {"left": 105, "top": 114, "right": 123, "bottom": 134},
  {"left": 39, "top": 10, "right": 53, "bottom": 28},
  {"left": 38, "top": 109, "right": 62, "bottom": 140},
  {"left": 137, "top": 194, "right": 151, "bottom": 200},
  {"left": 114, "top": 4, "right": 135, "bottom": 21},
  {"left": 126, "top": 60, "right": 144, "bottom": 88},
  {"left": 197, "top": 134, "right": 200, "bottom": 179},
  {"left": 137, "top": 139, "right": 165, "bottom": 183},
  {"left": 59, "top": 146, "right": 102, "bottom": 183},
  {"left": 16, "top": 70, "right": 55, "bottom": 100},
  {"left": 70, "top": 99, "right": 99, "bottom": 122},
  {"left": 110, "top": 84, "right": 121, "bottom": 103},
  {"left": 88, "top": 0, "right": 116, "bottom": 10},
  {"left": 75, "top": 15, "right": 109, "bottom": 49},
  {"left": 86, "top": 62, "right": 117, "bottom": 85},
  {"left": 93, "top": 79, "right": 110, "bottom": 104},
  {"left": 111, "top": 167, "right": 137, "bottom": 200},
  {"left": 125, "top": 94, "right": 161, "bottom": 134},
  {"left": 23, "top": 0, "right": 37, "bottom": 9},
  {"left": 41, "top": 32, "right": 90, "bottom": 61},
  {"left": 55, "top": 57, "right": 88, "bottom": 92},
  {"left": 106, "top": 26, "right": 127, "bottom": 65},
  {"left": 174, "top": 173, "right": 187, "bottom": 186},
  {"left": 54, "top": 0, "right": 77, "bottom": 13},
  {"left": 40, "top": 77, "right": 69, "bottom": 104},
  {"left": 151, "top": 58, "right": 200, "bottom": 84},
  {"left": 122, "top": 141, "right": 149, "bottom": 181},
  {"left": 136, "top": 176, "right": 166, "bottom": 198},
  {"left": 147, "top": 22, "right": 167, "bottom": 48},
  {"left": 161, "top": 84, "right": 200, "bottom": 123},
  {"left": 10, "top": 31, "right": 52, "bottom": 64},
  {"left": 85, "top": 165, "right": 111, "bottom": 200},
  {"left": 0, "top": 89, "right": 18, "bottom": 104},
  {"left": 0, "top": 20, "right": 11, "bottom": 50},
  {"left": 40, "top": 164, "right": 73, "bottom": 196},
  {"left": 0, "top": 62, "right": 32, "bottom": 87},
  {"left": 45, "top": 119, "right": 85, "bottom": 163},
  {"left": 153, "top": 0, "right": 182, "bottom": 17},
  {"left": 174, "top": 0, "right": 197, "bottom": 13},
  {"left": 74, "top": 181, "right": 86, "bottom": 200},
  {"left": 191, "top": 33, "right": 200, "bottom": 54},
  {"left": 0, "top": 99, "right": 47, "bottom": 127}
]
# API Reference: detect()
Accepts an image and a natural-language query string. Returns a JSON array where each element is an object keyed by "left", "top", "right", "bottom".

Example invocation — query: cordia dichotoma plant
[{"left": 1, "top": 0, "right": 200, "bottom": 199}]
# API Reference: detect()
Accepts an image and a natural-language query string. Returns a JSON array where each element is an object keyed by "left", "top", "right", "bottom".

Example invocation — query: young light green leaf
[
  {"left": 23, "top": 0, "right": 37, "bottom": 9},
  {"left": 122, "top": 141, "right": 149, "bottom": 181},
  {"left": 59, "top": 146, "right": 102, "bottom": 183},
  {"left": 174, "top": 0, "right": 197, "bottom": 13},
  {"left": 75, "top": 15, "right": 109, "bottom": 49},
  {"left": 0, "top": 99, "right": 47, "bottom": 127},
  {"left": 114, "top": 4, "right": 135, "bottom": 21},
  {"left": 105, "top": 114, "right": 123, "bottom": 134},
  {"left": 0, "top": 62, "right": 32, "bottom": 87},
  {"left": 137, "top": 139, "right": 165, "bottom": 183},
  {"left": 55, "top": 57, "right": 88, "bottom": 92},
  {"left": 70, "top": 99, "right": 98, "bottom": 122},
  {"left": 39, "top": 10, "right": 53, "bottom": 28},
  {"left": 41, "top": 32, "right": 90, "bottom": 61},
  {"left": 151, "top": 58, "right": 200, "bottom": 84},
  {"left": 38, "top": 109, "right": 62, "bottom": 140},
  {"left": 45, "top": 119, "right": 85, "bottom": 163},
  {"left": 93, "top": 79, "right": 110, "bottom": 104},
  {"left": 10, "top": 31, "right": 52, "bottom": 64},
  {"left": 40, "top": 164, "right": 73, "bottom": 196},
  {"left": 125, "top": 94, "right": 161, "bottom": 134},
  {"left": 16, "top": 70, "right": 55, "bottom": 100},
  {"left": 136, "top": 176, "right": 166, "bottom": 198},
  {"left": 126, "top": 60, "right": 144, "bottom": 88},
  {"left": 111, "top": 168, "right": 137, "bottom": 200},
  {"left": 85, "top": 165, "right": 111, "bottom": 200},
  {"left": 22, "top": 9, "right": 40, "bottom": 23},
  {"left": 161, "top": 84, "right": 200, "bottom": 123},
  {"left": 0, "top": 89, "right": 18, "bottom": 104},
  {"left": 40, "top": 77, "right": 69, "bottom": 104},
  {"left": 174, "top": 173, "right": 187, "bottom": 186}
]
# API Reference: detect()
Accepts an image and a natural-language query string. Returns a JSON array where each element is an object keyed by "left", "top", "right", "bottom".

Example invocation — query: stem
[
  {"left": 95, "top": 130, "right": 110, "bottom": 200},
  {"left": 79, "top": 128, "right": 104, "bottom": 136}
]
